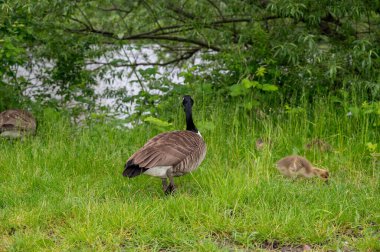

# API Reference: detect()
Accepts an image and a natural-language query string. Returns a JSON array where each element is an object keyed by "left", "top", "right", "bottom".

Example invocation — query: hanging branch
[{"left": 88, "top": 47, "right": 201, "bottom": 69}]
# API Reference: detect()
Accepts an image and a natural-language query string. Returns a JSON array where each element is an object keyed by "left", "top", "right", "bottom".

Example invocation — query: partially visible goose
[
  {"left": 0, "top": 109, "right": 37, "bottom": 139},
  {"left": 255, "top": 137, "right": 273, "bottom": 151},
  {"left": 305, "top": 138, "right": 333, "bottom": 152},
  {"left": 123, "top": 95, "right": 207, "bottom": 194},
  {"left": 276, "top": 155, "right": 329, "bottom": 182}
]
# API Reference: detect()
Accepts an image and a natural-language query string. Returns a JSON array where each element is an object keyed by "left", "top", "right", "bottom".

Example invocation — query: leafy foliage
[
  {"left": 144, "top": 116, "right": 173, "bottom": 131},
  {"left": 0, "top": 4, "right": 32, "bottom": 110},
  {"left": 1, "top": 0, "right": 380, "bottom": 118}
]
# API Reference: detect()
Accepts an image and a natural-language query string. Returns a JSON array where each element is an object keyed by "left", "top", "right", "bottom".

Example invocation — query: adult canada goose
[
  {"left": 123, "top": 95, "right": 206, "bottom": 194},
  {"left": 0, "top": 109, "right": 37, "bottom": 139},
  {"left": 276, "top": 155, "right": 329, "bottom": 182}
]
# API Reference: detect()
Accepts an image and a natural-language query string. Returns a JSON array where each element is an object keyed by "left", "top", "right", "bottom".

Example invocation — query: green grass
[{"left": 0, "top": 98, "right": 379, "bottom": 251}]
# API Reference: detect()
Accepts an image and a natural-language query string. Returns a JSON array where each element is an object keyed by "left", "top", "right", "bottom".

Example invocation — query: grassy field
[{"left": 0, "top": 97, "right": 379, "bottom": 251}]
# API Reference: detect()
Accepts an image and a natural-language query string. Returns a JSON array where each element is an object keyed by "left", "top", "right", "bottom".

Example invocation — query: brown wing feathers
[
  {"left": 0, "top": 109, "right": 36, "bottom": 132},
  {"left": 123, "top": 131, "right": 205, "bottom": 178}
]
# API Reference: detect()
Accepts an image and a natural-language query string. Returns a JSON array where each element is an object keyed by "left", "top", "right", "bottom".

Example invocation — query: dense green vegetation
[
  {"left": 1, "top": 0, "right": 380, "bottom": 251},
  {"left": 1, "top": 96, "right": 379, "bottom": 251},
  {"left": 1, "top": 0, "right": 380, "bottom": 114}
]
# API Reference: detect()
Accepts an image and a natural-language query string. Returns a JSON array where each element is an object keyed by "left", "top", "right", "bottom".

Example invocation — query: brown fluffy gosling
[{"left": 276, "top": 155, "right": 329, "bottom": 182}]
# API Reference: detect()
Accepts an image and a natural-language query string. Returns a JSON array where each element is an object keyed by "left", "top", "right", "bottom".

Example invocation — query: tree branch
[
  {"left": 126, "top": 35, "right": 220, "bottom": 51},
  {"left": 206, "top": 0, "right": 225, "bottom": 19},
  {"left": 96, "top": 6, "right": 133, "bottom": 14},
  {"left": 167, "top": 6, "right": 196, "bottom": 19},
  {"left": 88, "top": 48, "right": 201, "bottom": 69},
  {"left": 66, "top": 17, "right": 257, "bottom": 51},
  {"left": 67, "top": 16, "right": 91, "bottom": 30},
  {"left": 76, "top": 5, "right": 94, "bottom": 30}
]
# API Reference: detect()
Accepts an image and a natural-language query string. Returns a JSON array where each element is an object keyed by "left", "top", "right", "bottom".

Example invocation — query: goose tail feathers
[{"left": 122, "top": 160, "right": 148, "bottom": 178}]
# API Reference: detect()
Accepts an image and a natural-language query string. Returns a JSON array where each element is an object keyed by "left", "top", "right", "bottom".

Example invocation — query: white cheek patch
[
  {"left": 197, "top": 131, "right": 202, "bottom": 138},
  {"left": 144, "top": 166, "right": 172, "bottom": 178}
]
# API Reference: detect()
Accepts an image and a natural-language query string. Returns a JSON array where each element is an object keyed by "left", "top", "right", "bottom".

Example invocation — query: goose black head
[{"left": 182, "top": 95, "right": 194, "bottom": 111}]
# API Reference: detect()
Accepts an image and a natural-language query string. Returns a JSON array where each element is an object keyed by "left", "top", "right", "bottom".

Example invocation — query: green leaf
[
  {"left": 144, "top": 116, "right": 172, "bottom": 128},
  {"left": 229, "top": 84, "right": 245, "bottom": 96},
  {"left": 109, "top": 59, "right": 126, "bottom": 67},
  {"left": 256, "top": 66, "right": 267, "bottom": 77},
  {"left": 260, "top": 84, "right": 278, "bottom": 91},
  {"left": 241, "top": 78, "right": 258, "bottom": 89},
  {"left": 138, "top": 67, "right": 157, "bottom": 76},
  {"left": 330, "top": 95, "right": 343, "bottom": 104},
  {"left": 366, "top": 142, "right": 377, "bottom": 152}
]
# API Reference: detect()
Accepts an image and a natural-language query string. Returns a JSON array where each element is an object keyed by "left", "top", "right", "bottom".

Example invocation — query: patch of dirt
[
  {"left": 261, "top": 240, "right": 312, "bottom": 251},
  {"left": 207, "top": 232, "right": 315, "bottom": 251}
]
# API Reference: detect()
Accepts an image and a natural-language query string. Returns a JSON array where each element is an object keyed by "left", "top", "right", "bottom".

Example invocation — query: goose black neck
[{"left": 185, "top": 104, "right": 198, "bottom": 133}]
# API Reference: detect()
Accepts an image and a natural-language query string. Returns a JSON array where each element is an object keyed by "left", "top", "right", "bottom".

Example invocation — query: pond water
[{"left": 16, "top": 46, "right": 194, "bottom": 119}]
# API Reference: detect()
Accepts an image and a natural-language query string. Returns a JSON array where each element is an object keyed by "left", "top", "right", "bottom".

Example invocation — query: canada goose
[
  {"left": 276, "top": 155, "right": 329, "bottom": 182},
  {"left": 305, "top": 138, "right": 332, "bottom": 152},
  {"left": 0, "top": 109, "right": 37, "bottom": 139},
  {"left": 123, "top": 95, "right": 206, "bottom": 194}
]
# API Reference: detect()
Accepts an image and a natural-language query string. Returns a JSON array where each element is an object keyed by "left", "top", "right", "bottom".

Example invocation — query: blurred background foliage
[{"left": 0, "top": 0, "right": 379, "bottom": 123}]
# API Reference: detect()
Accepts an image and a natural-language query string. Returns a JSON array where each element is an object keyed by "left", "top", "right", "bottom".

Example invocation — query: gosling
[
  {"left": 255, "top": 138, "right": 273, "bottom": 151},
  {"left": 305, "top": 138, "right": 333, "bottom": 152},
  {"left": 276, "top": 155, "right": 329, "bottom": 182}
]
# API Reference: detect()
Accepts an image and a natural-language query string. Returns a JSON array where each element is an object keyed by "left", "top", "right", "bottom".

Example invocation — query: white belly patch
[
  {"left": 1, "top": 131, "right": 23, "bottom": 138},
  {"left": 144, "top": 166, "right": 172, "bottom": 178}
]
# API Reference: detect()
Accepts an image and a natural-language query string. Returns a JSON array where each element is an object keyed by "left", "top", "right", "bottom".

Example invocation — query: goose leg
[
  {"left": 165, "top": 170, "right": 176, "bottom": 195},
  {"left": 162, "top": 178, "right": 168, "bottom": 191}
]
